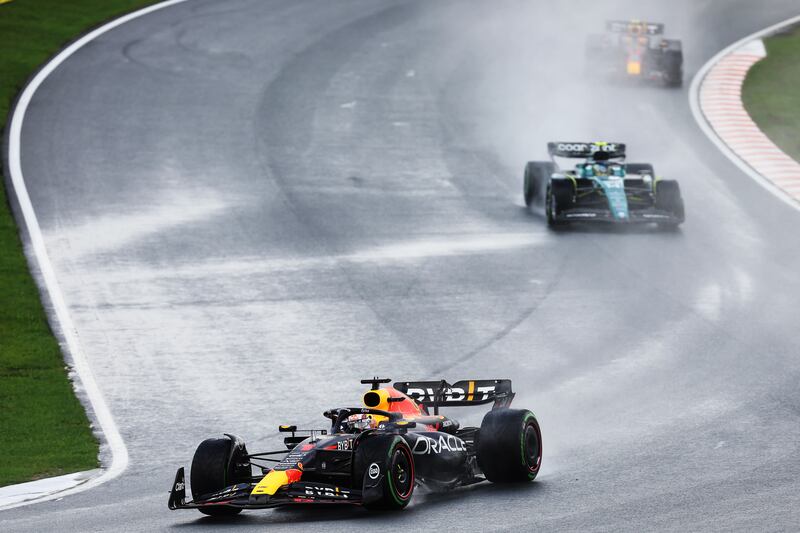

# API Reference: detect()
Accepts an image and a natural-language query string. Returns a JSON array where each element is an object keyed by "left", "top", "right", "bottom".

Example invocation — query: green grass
[
  {"left": 0, "top": 0, "right": 158, "bottom": 487},
  {"left": 742, "top": 25, "right": 800, "bottom": 162}
]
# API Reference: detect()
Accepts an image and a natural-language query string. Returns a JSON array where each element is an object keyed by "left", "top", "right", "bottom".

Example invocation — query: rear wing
[
  {"left": 548, "top": 142, "right": 626, "bottom": 160},
  {"left": 394, "top": 379, "right": 514, "bottom": 413},
  {"left": 606, "top": 20, "right": 664, "bottom": 35}
]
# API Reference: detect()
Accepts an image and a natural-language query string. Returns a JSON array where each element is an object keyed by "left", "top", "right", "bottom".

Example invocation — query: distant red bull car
[
  {"left": 586, "top": 20, "right": 683, "bottom": 87},
  {"left": 168, "top": 377, "right": 542, "bottom": 516}
]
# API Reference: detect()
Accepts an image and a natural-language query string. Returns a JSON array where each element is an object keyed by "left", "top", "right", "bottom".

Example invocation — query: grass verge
[
  {"left": 742, "top": 25, "right": 800, "bottom": 162},
  {"left": 1, "top": 0, "right": 158, "bottom": 488}
]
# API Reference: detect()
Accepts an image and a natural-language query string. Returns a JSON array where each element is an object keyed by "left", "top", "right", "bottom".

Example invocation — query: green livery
[{"left": 523, "top": 141, "right": 685, "bottom": 227}]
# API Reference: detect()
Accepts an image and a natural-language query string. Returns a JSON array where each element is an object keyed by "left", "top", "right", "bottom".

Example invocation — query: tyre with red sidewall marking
[{"left": 354, "top": 434, "right": 414, "bottom": 510}]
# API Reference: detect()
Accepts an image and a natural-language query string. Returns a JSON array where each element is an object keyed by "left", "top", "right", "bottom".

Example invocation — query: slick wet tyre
[
  {"left": 524, "top": 162, "right": 554, "bottom": 207},
  {"left": 190, "top": 436, "right": 250, "bottom": 516},
  {"left": 477, "top": 409, "right": 542, "bottom": 482},
  {"left": 663, "top": 46, "right": 683, "bottom": 87},
  {"left": 546, "top": 179, "right": 574, "bottom": 226},
  {"left": 354, "top": 435, "right": 414, "bottom": 510},
  {"left": 655, "top": 179, "right": 685, "bottom": 226}
]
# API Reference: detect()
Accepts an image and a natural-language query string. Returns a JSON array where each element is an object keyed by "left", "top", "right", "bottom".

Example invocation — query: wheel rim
[
  {"left": 523, "top": 422, "right": 542, "bottom": 474},
  {"left": 390, "top": 446, "right": 414, "bottom": 500}
]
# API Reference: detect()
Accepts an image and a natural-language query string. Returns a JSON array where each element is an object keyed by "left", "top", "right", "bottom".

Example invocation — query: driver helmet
[
  {"left": 346, "top": 413, "right": 381, "bottom": 432},
  {"left": 592, "top": 149, "right": 612, "bottom": 176}
]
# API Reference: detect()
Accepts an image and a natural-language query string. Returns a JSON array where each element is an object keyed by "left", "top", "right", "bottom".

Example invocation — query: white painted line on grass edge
[
  {"left": 1, "top": 0, "right": 194, "bottom": 511},
  {"left": 689, "top": 14, "right": 800, "bottom": 212}
]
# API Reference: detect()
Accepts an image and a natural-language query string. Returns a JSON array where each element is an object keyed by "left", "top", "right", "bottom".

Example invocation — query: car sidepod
[{"left": 402, "top": 431, "right": 470, "bottom": 485}]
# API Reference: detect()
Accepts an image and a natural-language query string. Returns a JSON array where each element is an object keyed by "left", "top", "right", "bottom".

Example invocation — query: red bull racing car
[
  {"left": 168, "top": 378, "right": 542, "bottom": 516},
  {"left": 586, "top": 20, "right": 683, "bottom": 87}
]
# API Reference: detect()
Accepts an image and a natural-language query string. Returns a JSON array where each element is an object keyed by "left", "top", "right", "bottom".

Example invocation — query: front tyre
[
  {"left": 547, "top": 179, "right": 573, "bottom": 227},
  {"left": 524, "top": 161, "right": 554, "bottom": 207},
  {"left": 546, "top": 185, "right": 556, "bottom": 226},
  {"left": 354, "top": 435, "right": 415, "bottom": 510},
  {"left": 655, "top": 179, "right": 685, "bottom": 226},
  {"left": 190, "top": 435, "right": 250, "bottom": 516},
  {"left": 477, "top": 409, "right": 542, "bottom": 482}
]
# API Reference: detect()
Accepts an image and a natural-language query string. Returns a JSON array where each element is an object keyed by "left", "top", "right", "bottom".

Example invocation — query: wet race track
[{"left": 3, "top": 0, "right": 800, "bottom": 530}]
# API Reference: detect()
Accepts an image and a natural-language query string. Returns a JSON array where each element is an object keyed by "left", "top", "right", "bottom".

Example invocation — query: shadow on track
[{"left": 167, "top": 481, "right": 547, "bottom": 529}]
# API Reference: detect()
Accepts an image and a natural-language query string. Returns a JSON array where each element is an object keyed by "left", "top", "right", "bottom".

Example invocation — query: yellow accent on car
[
  {"left": 363, "top": 388, "right": 391, "bottom": 411},
  {"left": 567, "top": 175, "right": 578, "bottom": 189},
  {"left": 251, "top": 470, "right": 290, "bottom": 496},
  {"left": 627, "top": 61, "right": 642, "bottom": 75},
  {"left": 467, "top": 380, "right": 475, "bottom": 401}
]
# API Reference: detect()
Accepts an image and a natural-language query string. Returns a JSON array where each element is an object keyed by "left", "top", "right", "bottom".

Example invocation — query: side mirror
[{"left": 284, "top": 436, "right": 306, "bottom": 450}]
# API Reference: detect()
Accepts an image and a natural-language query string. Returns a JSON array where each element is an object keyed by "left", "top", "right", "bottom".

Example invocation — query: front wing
[
  {"left": 552, "top": 181, "right": 682, "bottom": 224},
  {"left": 168, "top": 467, "right": 361, "bottom": 511},
  {"left": 554, "top": 206, "right": 682, "bottom": 224}
]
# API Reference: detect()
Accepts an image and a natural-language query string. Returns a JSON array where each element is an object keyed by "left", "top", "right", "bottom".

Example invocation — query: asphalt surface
[{"left": 3, "top": 0, "right": 800, "bottom": 530}]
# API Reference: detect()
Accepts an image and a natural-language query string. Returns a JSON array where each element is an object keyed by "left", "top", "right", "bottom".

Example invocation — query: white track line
[
  {"left": 689, "top": 15, "right": 800, "bottom": 211},
  {"left": 2, "top": 0, "right": 194, "bottom": 511},
  {"left": 2, "top": 0, "right": 797, "bottom": 514}
]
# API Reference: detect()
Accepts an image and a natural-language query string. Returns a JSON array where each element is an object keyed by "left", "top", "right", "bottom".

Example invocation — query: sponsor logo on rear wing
[
  {"left": 548, "top": 142, "right": 626, "bottom": 159},
  {"left": 606, "top": 20, "right": 664, "bottom": 35},
  {"left": 394, "top": 379, "right": 514, "bottom": 411}
]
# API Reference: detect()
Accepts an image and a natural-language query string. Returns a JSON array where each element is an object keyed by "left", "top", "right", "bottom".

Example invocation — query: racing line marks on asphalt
[
  {"left": 1, "top": 0, "right": 193, "bottom": 511},
  {"left": 691, "top": 16, "right": 800, "bottom": 211},
  {"left": 4, "top": 0, "right": 798, "bottom": 514},
  {"left": 47, "top": 191, "right": 228, "bottom": 259}
]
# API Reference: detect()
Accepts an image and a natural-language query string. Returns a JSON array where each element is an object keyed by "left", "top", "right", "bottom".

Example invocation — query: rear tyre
[
  {"left": 655, "top": 180, "right": 685, "bottom": 226},
  {"left": 190, "top": 436, "right": 250, "bottom": 516},
  {"left": 663, "top": 46, "right": 683, "bottom": 87},
  {"left": 477, "top": 409, "right": 542, "bottom": 482},
  {"left": 546, "top": 179, "right": 574, "bottom": 227},
  {"left": 524, "top": 161, "right": 554, "bottom": 207},
  {"left": 354, "top": 435, "right": 414, "bottom": 510}
]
